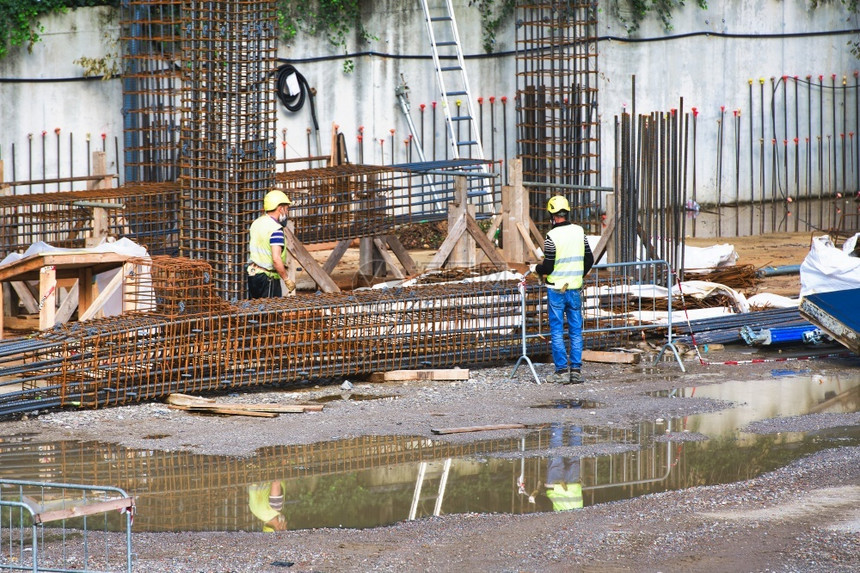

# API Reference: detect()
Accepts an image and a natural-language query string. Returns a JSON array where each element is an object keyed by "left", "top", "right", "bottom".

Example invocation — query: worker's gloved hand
[
  {"left": 284, "top": 278, "right": 296, "bottom": 293},
  {"left": 528, "top": 263, "right": 538, "bottom": 275}
]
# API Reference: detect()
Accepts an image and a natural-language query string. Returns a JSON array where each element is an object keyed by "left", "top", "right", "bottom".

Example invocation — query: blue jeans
[{"left": 547, "top": 287, "right": 583, "bottom": 372}]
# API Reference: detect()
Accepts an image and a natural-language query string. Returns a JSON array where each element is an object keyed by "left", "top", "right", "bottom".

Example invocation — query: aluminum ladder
[{"left": 418, "top": 0, "right": 486, "bottom": 163}]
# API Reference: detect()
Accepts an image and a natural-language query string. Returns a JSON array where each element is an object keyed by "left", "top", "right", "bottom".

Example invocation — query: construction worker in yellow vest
[
  {"left": 529, "top": 422, "right": 584, "bottom": 512},
  {"left": 248, "top": 480, "right": 288, "bottom": 532},
  {"left": 247, "top": 190, "right": 296, "bottom": 298},
  {"left": 531, "top": 195, "right": 594, "bottom": 384}
]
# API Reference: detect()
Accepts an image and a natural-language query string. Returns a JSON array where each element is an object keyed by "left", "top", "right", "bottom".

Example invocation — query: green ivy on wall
[
  {"left": 469, "top": 0, "right": 517, "bottom": 53},
  {"left": 1, "top": 0, "right": 858, "bottom": 62}
]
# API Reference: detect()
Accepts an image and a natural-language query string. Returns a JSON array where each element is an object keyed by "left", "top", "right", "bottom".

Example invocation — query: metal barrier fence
[
  {"left": 514, "top": 259, "right": 684, "bottom": 382},
  {"left": 0, "top": 479, "right": 133, "bottom": 573}
]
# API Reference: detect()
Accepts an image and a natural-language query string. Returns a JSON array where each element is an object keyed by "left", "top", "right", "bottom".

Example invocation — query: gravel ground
[{"left": 3, "top": 344, "right": 860, "bottom": 572}]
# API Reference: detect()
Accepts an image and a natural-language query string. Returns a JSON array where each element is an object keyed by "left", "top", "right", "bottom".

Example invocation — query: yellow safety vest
[
  {"left": 546, "top": 482, "right": 583, "bottom": 511},
  {"left": 249, "top": 214, "right": 287, "bottom": 278},
  {"left": 546, "top": 224, "right": 586, "bottom": 289}
]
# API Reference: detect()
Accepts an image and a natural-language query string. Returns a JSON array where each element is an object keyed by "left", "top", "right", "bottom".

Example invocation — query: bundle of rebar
[{"left": 616, "top": 110, "right": 691, "bottom": 272}]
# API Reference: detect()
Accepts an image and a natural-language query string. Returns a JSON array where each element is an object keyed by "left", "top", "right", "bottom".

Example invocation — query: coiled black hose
[{"left": 275, "top": 62, "right": 319, "bottom": 131}]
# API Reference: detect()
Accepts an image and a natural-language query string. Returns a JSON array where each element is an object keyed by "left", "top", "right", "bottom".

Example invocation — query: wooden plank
[
  {"left": 35, "top": 497, "right": 134, "bottom": 524},
  {"left": 55, "top": 282, "right": 80, "bottom": 325},
  {"left": 373, "top": 368, "right": 470, "bottom": 382},
  {"left": 187, "top": 403, "right": 322, "bottom": 413},
  {"left": 39, "top": 265, "right": 56, "bottom": 331},
  {"left": 582, "top": 349, "right": 641, "bottom": 364},
  {"left": 431, "top": 424, "right": 526, "bottom": 435},
  {"left": 10, "top": 281, "right": 38, "bottom": 314},
  {"left": 166, "top": 393, "right": 323, "bottom": 413},
  {"left": 3, "top": 314, "right": 39, "bottom": 330},
  {"left": 167, "top": 404, "right": 278, "bottom": 418},
  {"left": 166, "top": 393, "right": 216, "bottom": 406}
]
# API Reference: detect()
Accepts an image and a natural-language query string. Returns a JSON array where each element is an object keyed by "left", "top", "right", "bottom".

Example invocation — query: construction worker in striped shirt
[
  {"left": 531, "top": 195, "right": 594, "bottom": 384},
  {"left": 247, "top": 190, "right": 296, "bottom": 298}
]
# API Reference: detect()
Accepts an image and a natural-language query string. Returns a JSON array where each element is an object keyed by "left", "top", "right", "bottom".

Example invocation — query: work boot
[
  {"left": 545, "top": 369, "right": 568, "bottom": 384},
  {"left": 567, "top": 368, "right": 583, "bottom": 384}
]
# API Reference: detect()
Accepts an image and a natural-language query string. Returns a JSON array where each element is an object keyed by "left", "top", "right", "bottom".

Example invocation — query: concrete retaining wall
[{"left": 0, "top": 1, "right": 855, "bottom": 205}]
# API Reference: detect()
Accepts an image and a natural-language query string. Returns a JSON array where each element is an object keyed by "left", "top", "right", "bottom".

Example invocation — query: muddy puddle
[{"left": 1, "top": 371, "right": 858, "bottom": 533}]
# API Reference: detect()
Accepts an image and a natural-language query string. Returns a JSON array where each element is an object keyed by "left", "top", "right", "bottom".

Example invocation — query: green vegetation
[{"left": 1, "top": 0, "right": 857, "bottom": 63}]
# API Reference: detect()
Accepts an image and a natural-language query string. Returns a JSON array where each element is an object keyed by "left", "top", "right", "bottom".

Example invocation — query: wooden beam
[
  {"left": 78, "top": 266, "right": 125, "bottom": 322},
  {"left": 382, "top": 235, "right": 418, "bottom": 275},
  {"left": 282, "top": 226, "right": 340, "bottom": 293},
  {"left": 591, "top": 213, "right": 617, "bottom": 264},
  {"left": 10, "top": 281, "right": 38, "bottom": 313},
  {"left": 322, "top": 239, "right": 352, "bottom": 274},
  {"left": 431, "top": 424, "right": 526, "bottom": 435},
  {"left": 168, "top": 405, "right": 279, "bottom": 417},
  {"left": 427, "top": 212, "right": 468, "bottom": 269},
  {"left": 372, "top": 237, "right": 405, "bottom": 279},
  {"left": 38, "top": 266, "right": 56, "bottom": 331},
  {"left": 516, "top": 221, "right": 542, "bottom": 259},
  {"left": 55, "top": 282, "right": 80, "bottom": 325},
  {"left": 465, "top": 213, "right": 507, "bottom": 268}
]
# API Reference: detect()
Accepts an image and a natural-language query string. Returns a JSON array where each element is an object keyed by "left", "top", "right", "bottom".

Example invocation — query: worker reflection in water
[
  {"left": 530, "top": 195, "right": 594, "bottom": 384},
  {"left": 530, "top": 423, "right": 584, "bottom": 512},
  {"left": 248, "top": 480, "right": 288, "bottom": 532},
  {"left": 247, "top": 190, "right": 296, "bottom": 298}
]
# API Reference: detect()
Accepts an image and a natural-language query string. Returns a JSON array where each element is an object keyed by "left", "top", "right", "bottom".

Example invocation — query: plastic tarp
[{"left": 799, "top": 234, "right": 860, "bottom": 297}]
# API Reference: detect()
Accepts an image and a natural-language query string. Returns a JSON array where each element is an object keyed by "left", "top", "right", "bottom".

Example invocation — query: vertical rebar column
[
  {"left": 121, "top": 1, "right": 183, "bottom": 184},
  {"left": 515, "top": 0, "right": 600, "bottom": 233},
  {"left": 120, "top": 1, "right": 184, "bottom": 255},
  {"left": 180, "top": 0, "right": 278, "bottom": 300}
]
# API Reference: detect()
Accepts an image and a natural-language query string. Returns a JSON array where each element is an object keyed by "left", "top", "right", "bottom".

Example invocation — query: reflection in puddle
[{"left": 1, "top": 372, "right": 858, "bottom": 532}]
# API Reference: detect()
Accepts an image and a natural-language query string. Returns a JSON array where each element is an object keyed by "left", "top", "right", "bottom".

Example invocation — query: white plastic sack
[
  {"left": 682, "top": 243, "right": 738, "bottom": 271},
  {"left": 799, "top": 235, "right": 860, "bottom": 296}
]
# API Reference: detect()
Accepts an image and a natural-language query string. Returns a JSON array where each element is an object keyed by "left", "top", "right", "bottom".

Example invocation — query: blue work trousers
[{"left": 547, "top": 286, "right": 583, "bottom": 372}]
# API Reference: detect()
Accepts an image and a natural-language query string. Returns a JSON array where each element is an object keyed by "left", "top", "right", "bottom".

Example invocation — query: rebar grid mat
[
  {"left": 179, "top": 0, "right": 278, "bottom": 301},
  {"left": 274, "top": 165, "right": 396, "bottom": 243},
  {"left": 515, "top": 0, "right": 601, "bottom": 231},
  {"left": 0, "top": 256, "right": 654, "bottom": 416},
  {"left": 0, "top": 182, "right": 178, "bottom": 255},
  {"left": 120, "top": 0, "right": 184, "bottom": 184}
]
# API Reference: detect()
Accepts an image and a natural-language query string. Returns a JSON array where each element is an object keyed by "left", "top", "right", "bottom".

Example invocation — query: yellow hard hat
[
  {"left": 547, "top": 195, "right": 570, "bottom": 214},
  {"left": 263, "top": 190, "right": 292, "bottom": 211}
]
